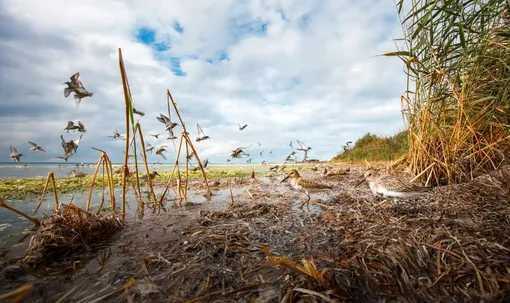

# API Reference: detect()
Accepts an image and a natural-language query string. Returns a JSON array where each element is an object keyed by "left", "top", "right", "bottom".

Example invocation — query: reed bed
[{"left": 390, "top": 0, "right": 510, "bottom": 185}]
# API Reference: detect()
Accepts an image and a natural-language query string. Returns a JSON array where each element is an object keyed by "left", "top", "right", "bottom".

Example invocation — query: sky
[{"left": 0, "top": 0, "right": 407, "bottom": 164}]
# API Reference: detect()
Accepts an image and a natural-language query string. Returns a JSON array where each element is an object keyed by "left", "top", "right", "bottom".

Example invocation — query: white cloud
[{"left": 0, "top": 0, "right": 407, "bottom": 164}]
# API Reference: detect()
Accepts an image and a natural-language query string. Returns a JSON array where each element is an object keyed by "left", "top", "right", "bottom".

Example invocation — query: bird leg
[{"left": 299, "top": 191, "right": 311, "bottom": 210}]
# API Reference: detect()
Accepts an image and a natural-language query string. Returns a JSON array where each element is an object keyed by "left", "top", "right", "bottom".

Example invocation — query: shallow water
[
  {"left": 0, "top": 163, "right": 288, "bottom": 180},
  {"left": 0, "top": 186, "right": 244, "bottom": 249}
]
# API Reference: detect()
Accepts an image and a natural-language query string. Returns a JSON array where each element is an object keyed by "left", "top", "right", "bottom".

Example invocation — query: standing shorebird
[
  {"left": 196, "top": 123, "right": 210, "bottom": 142},
  {"left": 140, "top": 171, "right": 160, "bottom": 181},
  {"left": 9, "top": 145, "right": 24, "bottom": 163},
  {"left": 355, "top": 169, "right": 432, "bottom": 210},
  {"left": 28, "top": 141, "right": 46, "bottom": 152},
  {"left": 281, "top": 169, "right": 332, "bottom": 209},
  {"left": 68, "top": 169, "right": 87, "bottom": 178}
]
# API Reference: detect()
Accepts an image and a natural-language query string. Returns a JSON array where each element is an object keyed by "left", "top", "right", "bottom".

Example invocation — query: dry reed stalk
[
  {"left": 0, "top": 197, "right": 40, "bottom": 226},
  {"left": 0, "top": 283, "right": 33, "bottom": 303},
  {"left": 390, "top": 0, "right": 510, "bottom": 185},
  {"left": 167, "top": 89, "right": 212, "bottom": 197},
  {"left": 34, "top": 172, "right": 58, "bottom": 215},
  {"left": 85, "top": 153, "right": 104, "bottom": 212},
  {"left": 118, "top": 48, "right": 131, "bottom": 222},
  {"left": 134, "top": 122, "right": 158, "bottom": 205}
]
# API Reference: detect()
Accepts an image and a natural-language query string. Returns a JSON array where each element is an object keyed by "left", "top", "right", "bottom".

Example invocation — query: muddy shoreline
[{"left": 1, "top": 163, "right": 509, "bottom": 302}]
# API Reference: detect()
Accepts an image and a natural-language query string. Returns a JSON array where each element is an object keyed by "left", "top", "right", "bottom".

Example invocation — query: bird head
[
  {"left": 354, "top": 169, "right": 377, "bottom": 188},
  {"left": 281, "top": 169, "right": 300, "bottom": 183}
]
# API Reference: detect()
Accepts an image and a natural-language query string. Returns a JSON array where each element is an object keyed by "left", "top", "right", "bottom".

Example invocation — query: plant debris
[{"left": 23, "top": 204, "right": 123, "bottom": 268}]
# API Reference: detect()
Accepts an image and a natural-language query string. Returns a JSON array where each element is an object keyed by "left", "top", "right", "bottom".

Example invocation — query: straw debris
[{"left": 23, "top": 204, "right": 123, "bottom": 268}]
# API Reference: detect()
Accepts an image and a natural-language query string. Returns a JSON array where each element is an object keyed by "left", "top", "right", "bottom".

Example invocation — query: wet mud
[{"left": 1, "top": 164, "right": 509, "bottom": 302}]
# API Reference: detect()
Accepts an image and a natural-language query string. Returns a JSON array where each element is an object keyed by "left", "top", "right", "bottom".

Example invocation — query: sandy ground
[{"left": 0, "top": 163, "right": 509, "bottom": 302}]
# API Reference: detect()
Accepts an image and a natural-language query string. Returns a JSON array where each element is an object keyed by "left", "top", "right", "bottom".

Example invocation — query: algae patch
[{"left": 0, "top": 169, "right": 251, "bottom": 200}]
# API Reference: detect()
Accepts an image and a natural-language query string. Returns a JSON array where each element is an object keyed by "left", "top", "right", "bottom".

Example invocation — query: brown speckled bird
[{"left": 281, "top": 169, "right": 332, "bottom": 209}]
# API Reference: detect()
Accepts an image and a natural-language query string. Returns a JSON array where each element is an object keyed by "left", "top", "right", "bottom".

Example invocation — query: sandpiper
[
  {"left": 61, "top": 134, "right": 82, "bottom": 157},
  {"left": 167, "top": 128, "right": 177, "bottom": 140},
  {"left": 108, "top": 130, "right": 121, "bottom": 139},
  {"left": 196, "top": 123, "right": 210, "bottom": 142},
  {"left": 238, "top": 124, "right": 248, "bottom": 130},
  {"left": 68, "top": 169, "right": 87, "bottom": 178},
  {"left": 63, "top": 72, "right": 82, "bottom": 97},
  {"left": 28, "top": 141, "right": 45, "bottom": 152},
  {"left": 145, "top": 143, "right": 154, "bottom": 154},
  {"left": 157, "top": 113, "right": 179, "bottom": 131},
  {"left": 297, "top": 140, "right": 311, "bottom": 160},
  {"left": 64, "top": 121, "right": 79, "bottom": 133},
  {"left": 72, "top": 86, "right": 94, "bottom": 107},
  {"left": 355, "top": 169, "right": 432, "bottom": 203},
  {"left": 133, "top": 108, "right": 145, "bottom": 116},
  {"left": 77, "top": 121, "right": 86, "bottom": 132},
  {"left": 281, "top": 169, "right": 332, "bottom": 209},
  {"left": 155, "top": 146, "right": 167, "bottom": 160},
  {"left": 54, "top": 154, "right": 70, "bottom": 162},
  {"left": 9, "top": 145, "right": 24, "bottom": 163},
  {"left": 140, "top": 171, "right": 160, "bottom": 181},
  {"left": 260, "top": 150, "right": 264, "bottom": 157}
]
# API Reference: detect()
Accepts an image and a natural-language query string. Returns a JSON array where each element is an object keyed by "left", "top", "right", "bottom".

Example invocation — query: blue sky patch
[
  {"left": 169, "top": 57, "right": 186, "bottom": 76},
  {"left": 136, "top": 27, "right": 156, "bottom": 44},
  {"left": 173, "top": 21, "right": 184, "bottom": 33}
]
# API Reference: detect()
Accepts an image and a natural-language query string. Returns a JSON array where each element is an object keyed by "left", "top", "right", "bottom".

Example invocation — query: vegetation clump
[
  {"left": 333, "top": 130, "right": 409, "bottom": 162},
  {"left": 390, "top": 0, "right": 510, "bottom": 185}
]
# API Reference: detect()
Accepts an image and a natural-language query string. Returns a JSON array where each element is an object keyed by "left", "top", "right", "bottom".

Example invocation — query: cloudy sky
[{"left": 0, "top": 0, "right": 407, "bottom": 164}]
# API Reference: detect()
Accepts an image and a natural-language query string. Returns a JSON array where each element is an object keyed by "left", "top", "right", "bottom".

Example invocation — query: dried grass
[{"left": 23, "top": 204, "right": 124, "bottom": 268}]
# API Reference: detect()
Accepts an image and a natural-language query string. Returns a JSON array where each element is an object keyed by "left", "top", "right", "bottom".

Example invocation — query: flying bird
[
  {"left": 55, "top": 155, "right": 70, "bottom": 162},
  {"left": 64, "top": 121, "right": 79, "bottom": 133},
  {"left": 28, "top": 141, "right": 45, "bottom": 152},
  {"left": 9, "top": 145, "right": 24, "bottom": 163},
  {"left": 260, "top": 151, "right": 264, "bottom": 157},
  {"left": 133, "top": 108, "right": 145, "bottom": 116},
  {"left": 290, "top": 141, "right": 293, "bottom": 148},
  {"left": 238, "top": 124, "right": 248, "bottom": 130},
  {"left": 157, "top": 113, "right": 179, "bottom": 132},
  {"left": 155, "top": 146, "right": 167, "bottom": 159},
  {"left": 61, "top": 134, "right": 83, "bottom": 157},
  {"left": 297, "top": 140, "right": 312, "bottom": 161},
  {"left": 77, "top": 121, "right": 86, "bottom": 132},
  {"left": 145, "top": 143, "right": 154, "bottom": 154},
  {"left": 63, "top": 72, "right": 82, "bottom": 97},
  {"left": 196, "top": 123, "right": 210, "bottom": 142},
  {"left": 151, "top": 134, "right": 161, "bottom": 139},
  {"left": 64, "top": 73, "right": 93, "bottom": 106},
  {"left": 108, "top": 130, "right": 121, "bottom": 138},
  {"left": 258, "top": 142, "right": 262, "bottom": 146},
  {"left": 167, "top": 128, "right": 177, "bottom": 140}
]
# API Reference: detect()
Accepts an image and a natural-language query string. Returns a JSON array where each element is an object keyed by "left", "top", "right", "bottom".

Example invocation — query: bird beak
[
  {"left": 354, "top": 177, "right": 366, "bottom": 188},
  {"left": 280, "top": 175, "right": 290, "bottom": 183}
]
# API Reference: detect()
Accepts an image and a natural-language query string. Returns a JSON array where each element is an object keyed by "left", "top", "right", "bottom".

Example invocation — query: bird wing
[
  {"left": 28, "top": 141, "right": 37, "bottom": 148},
  {"left": 64, "top": 87, "right": 73, "bottom": 98},
  {"left": 297, "top": 140, "right": 307, "bottom": 149},
  {"left": 60, "top": 135, "right": 66, "bottom": 148},
  {"left": 75, "top": 134, "right": 83, "bottom": 146},
  {"left": 239, "top": 144, "right": 252, "bottom": 150},
  {"left": 70, "top": 72, "right": 80, "bottom": 82},
  {"left": 78, "top": 121, "right": 85, "bottom": 129},
  {"left": 197, "top": 123, "right": 204, "bottom": 137},
  {"left": 66, "top": 121, "right": 74, "bottom": 129},
  {"left": 10, "top": 145, "right": 17, "bottom": 154}
]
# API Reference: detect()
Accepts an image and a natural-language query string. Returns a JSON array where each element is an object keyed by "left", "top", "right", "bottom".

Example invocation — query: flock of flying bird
[
  {"left": 7, "top": 72, "right": 315, "bottom": 167},
  {"left": 8, "top": 73, "right": 91, "bottom": 164}
]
